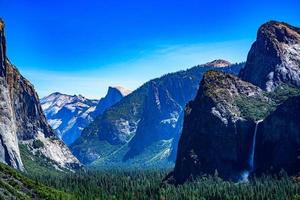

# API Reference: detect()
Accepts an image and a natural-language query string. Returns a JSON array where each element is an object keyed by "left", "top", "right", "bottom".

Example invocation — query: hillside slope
[
  {"left": 71, "top": 60, "right": 244, "bottom": 168},
  {"left": 0, "top": 163, "right": 73, "bottom": 199}
]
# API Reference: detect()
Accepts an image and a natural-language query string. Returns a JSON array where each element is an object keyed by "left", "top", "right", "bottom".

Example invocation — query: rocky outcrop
[
  {"left": 203, "top": 59, "right": 231, "bottom": 67},
  {"left": 91, "top": 86, "right": 131, "bottom": 118},
  {"left": 239, "top": 21, "right": 300, "bottom": 91},
  {"left": 172, "top": 71, "right": 269, "bottom": 183},
  {"left": 255, "top": 95, "right": 300, "bottom": 175},
  {"left": 239, "top": 21, "right": 300, "bottom": 176},
  {"left": 0, "top": 19, "right": 80, "bottom": 170},
  {"left": 172, "top": 21, "right": 300, "bottom": 184},
  {"left": 71, "top": 62, "right": 243, "bottom": 166},
  {"left": 41, "top": 93, "right": 98, "bottom": 145}
]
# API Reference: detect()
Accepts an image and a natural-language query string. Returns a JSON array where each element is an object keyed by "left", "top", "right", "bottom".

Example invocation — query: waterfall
[
  {"left": 248, "top": 119, "right": 263, "bottom": 170},
  {"left": 240, "top": 119, "right": 263, "bottom": 182}
]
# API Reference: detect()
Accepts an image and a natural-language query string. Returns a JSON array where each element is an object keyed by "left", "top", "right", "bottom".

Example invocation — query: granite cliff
[
  {"left": 240, "top": 21, "right": 300, "bottom": 91},
  {"left": 0, "top": 19, "right": 80, "bottom": 171},
  {"left": 171, "top": 21, "right": 300, "bottom": 183}
]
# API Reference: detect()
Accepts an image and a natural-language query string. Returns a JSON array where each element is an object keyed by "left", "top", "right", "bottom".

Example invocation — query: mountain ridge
[
  {"left": 41, "top": 86, "right": 130, "bottom": 146},
  {"left": 71, "top": 61, "right": 244, "bottom": 167},
  {"left": 41, "top": 92, "right": 98, "bottom": 145}
]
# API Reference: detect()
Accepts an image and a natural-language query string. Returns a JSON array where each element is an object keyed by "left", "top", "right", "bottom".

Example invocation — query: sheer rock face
[
  {"left": 256, "top": 96, "right": 300, "bottom": 175},
  {"left": 173, "top": 71, "right": 267, "bottom": 183},
  {"left": 91, "top": 86, "right": 131, "bottom": 118},
  {"left": 172, "top": 21, "right": 300, "bottom": 184},
  {"left": 239, "top": 21, "right": 300, "bottom": 175},
  {"left": 0, "top": 19, "right": 80, "bottom": 170},
  {"left": 239, "top": 21, "right": 300, "bottom": 91},
  {"left": 0, "top": 19, "right": 23, "bottom": 170}
]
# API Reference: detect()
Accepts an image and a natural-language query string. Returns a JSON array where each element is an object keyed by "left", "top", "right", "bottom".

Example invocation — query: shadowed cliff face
[
  {"left": 172, "top": 21, "right": 300, "bottom": 184},
  {"left": 239, "top": 21, "right": 300, "bottom": 91},
  {"left": 239, "top": 21, "right": 300, "bottom": 175},
  {"left": 172, "top": 71, "right": 267, "bottom": 183},
  {"left": 255, "top": 96, "right": 300, "bottom": 175},
  {"left": 0, "top": 19, "right": 80, "bottom": 170}
]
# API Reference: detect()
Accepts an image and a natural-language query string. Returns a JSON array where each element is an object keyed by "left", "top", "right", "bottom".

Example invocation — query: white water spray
[{"left": 240, "top": 119, "right": 263, "bottom": 182}]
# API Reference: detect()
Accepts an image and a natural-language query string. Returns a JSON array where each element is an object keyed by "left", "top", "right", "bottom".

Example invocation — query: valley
[{"left": 0, "top": 5, "right": 300, "bottom": 199}]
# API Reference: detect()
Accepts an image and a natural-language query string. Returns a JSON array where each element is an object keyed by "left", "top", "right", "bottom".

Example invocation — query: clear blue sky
[{"left": 1, "top": 0, "right": 300, "bottom": 99}]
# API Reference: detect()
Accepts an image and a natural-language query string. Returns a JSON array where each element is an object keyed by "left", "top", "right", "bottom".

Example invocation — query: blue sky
[{"left": 1, "top": 0, "right": 300, "bottom": 98}]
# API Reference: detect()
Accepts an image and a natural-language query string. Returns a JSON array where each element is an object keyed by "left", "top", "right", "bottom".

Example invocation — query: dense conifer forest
[{"left": 27, "top": 169, "right": 300, "bottom": 200}]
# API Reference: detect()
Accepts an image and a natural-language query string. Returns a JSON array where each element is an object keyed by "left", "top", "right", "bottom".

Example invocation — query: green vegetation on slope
[
  {"left": 19, "top": 144, "right": 67, "bottom": 177},
  {"left": 70, "top": 63, "right": 244, "bottom": 157},
  {"left": 267, "top": 84, "right": 300, "bottom": 103},
  {"left": 32, "top": 139, "right": 44, "bottom": 149},
  {"left": 90, "top": 139, "right": 174, "bottom": 169},
  {"left": 0, "top": 163, "right": 72, "bottom": 200},
  {"left": 30, "top": 169, "right": 300, "bottom": 200},
  {"left": 80, "top": 84, "right": 148, "bottom": 140},
  {"left": 235, "top": 84, "right": 300, "bottom": 121},
  {"left": 235, "top": 95, "right": 275, "bottom": 121}
]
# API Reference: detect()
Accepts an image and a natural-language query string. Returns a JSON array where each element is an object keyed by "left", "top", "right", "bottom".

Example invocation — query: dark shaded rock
[
  {"left": 172, "top": 71, "right": 268, "bottom": 183},
  {"left": 255, "top": 95, "right": 300, "bottom": 175},
  {"left": 171, "top": 21, "right": 300, "bottom": 184}
]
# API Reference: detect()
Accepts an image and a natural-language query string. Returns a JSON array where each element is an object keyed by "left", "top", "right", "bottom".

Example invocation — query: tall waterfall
[
  {"left": 248, "top": 119, "right": 263, "bottom": 170},
  {"left": 240, "top": 119, "right": 263, "bottom": 182}
]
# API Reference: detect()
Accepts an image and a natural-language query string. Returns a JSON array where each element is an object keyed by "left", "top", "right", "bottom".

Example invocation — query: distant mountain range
[
  {"left": 70, "top": 60, "right": 244, "bottom": 168},
  {"left": 41, "top": 93, "right": 98, "bottom": 146},
  {"left": 41, "top": 86, "right": 130, "bottom": 146}
]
